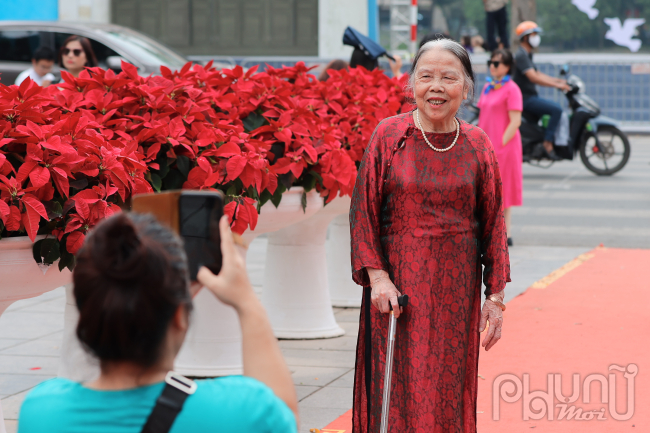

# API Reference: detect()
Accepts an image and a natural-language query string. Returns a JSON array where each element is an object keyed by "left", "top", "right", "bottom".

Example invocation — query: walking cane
[{"left": 379, "top": 294, "right": 409, "bottom": 433}]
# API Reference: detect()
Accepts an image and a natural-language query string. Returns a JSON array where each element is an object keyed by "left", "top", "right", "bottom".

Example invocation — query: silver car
[{"left": 0, "top": 21, "right": 189, "bottom": 84}]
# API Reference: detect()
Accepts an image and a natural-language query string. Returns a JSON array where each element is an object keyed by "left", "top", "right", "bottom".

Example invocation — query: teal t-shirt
[{"left": 18, "top": 376, "right": 297, "bottom": 433}]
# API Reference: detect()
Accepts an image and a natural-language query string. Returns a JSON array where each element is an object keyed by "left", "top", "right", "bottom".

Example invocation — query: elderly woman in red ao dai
[{"left": 349, "top": 37, "right": 511, "bottom": 433}]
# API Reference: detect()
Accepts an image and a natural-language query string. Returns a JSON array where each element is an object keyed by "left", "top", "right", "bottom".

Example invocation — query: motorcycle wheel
[{"left": 579, "top": 127, "right": 631, "bottom": 176}]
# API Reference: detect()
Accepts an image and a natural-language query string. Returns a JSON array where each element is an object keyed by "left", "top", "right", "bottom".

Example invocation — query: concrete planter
[
  {"left": 0, "top": 236, "right": 71, "bottom": 430},
  {"left": 174, "top": 187, "right": 323, "bottom": 376},
  {"left": 326, "top": 200, "right": 363, "bottom": 307},
  {"left": 261, "top": 196, "right": 349, "bottom": 339}
]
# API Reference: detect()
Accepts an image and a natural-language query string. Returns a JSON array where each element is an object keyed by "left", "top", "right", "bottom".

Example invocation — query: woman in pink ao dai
[{"left": 477, "top": 48, "right": 523, "bottom": 246}]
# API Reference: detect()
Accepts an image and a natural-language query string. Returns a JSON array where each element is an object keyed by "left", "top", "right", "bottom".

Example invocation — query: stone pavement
[{"left": 0, "top": 241, "right": 591, "bottom": 433}]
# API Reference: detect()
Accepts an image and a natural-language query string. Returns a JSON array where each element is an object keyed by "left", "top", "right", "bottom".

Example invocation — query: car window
[
  {"left": 0, "top": 30, "right": 42, "bottom": 62},
  {"left": 98, "top": 30, "right": 187, "bottom": 70},
  {"left": 52, "top": 32, "right": 121, "bottom": 71}
]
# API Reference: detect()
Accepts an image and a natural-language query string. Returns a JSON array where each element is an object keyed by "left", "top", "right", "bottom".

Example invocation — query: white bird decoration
[
  {"left": 571, "top": 0, "right": 599, "bottom": 19},
  {"left": 603, "top": 17, "right": 646, "bottom": 52}
]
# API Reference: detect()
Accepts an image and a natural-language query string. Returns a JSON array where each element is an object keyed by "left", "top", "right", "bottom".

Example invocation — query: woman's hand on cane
[
  {"left": 479, "top": 291, "right": 504, "bottom": 351},
  {"left": 367, "top": 268, "right": 402, "bottom": 318}
]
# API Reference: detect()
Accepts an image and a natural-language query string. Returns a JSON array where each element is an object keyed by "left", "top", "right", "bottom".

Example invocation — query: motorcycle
[{"left": 465, "top": 65, "right": 631, "bottom": 175}]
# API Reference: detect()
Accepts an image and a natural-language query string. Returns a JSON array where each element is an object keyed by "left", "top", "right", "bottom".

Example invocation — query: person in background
[
  {"left": 318, "top": 59, "right": 349, "bottom": 81},
  {"left": 58, "top": 35, "right": 98, "bottom": 78},
  {"left": 483, "top": 0, "right": 510, "bottom": 52},
  {"left": 462, "top": 35, "right": 473, "bottom": 53},
  {"left": 18, "top": 213, "right": 298, "bottom": 433},
  {"left": 344, "top": 26, "right": 403, "bottom": 78},
  {"left": 478, "top": 49, "right": 523, "bottom": 247},
  {"left": 15, "top": 46, "right": 56, "bottom": 87},
  {"left": 471, "top": 35, "right": 487, "bottom": 53},
  {"left": 513, "top": 21, "right": 571, "bottom": 160}
]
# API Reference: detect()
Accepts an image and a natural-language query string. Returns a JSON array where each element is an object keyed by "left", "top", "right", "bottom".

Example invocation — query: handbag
[{"left": 140, "top": 371, "right": 197, "bottom": 433}]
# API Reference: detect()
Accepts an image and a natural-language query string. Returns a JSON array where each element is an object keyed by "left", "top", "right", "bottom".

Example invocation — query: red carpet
[{"left": 318, "top": 247, "right": 649, "bottom": 432}]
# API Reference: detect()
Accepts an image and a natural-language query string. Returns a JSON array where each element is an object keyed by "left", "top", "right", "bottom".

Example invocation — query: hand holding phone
[
  {"left": 131, "top": 190, "right": 225, "bottom": 281},
  {"left": 196, "top": 216, "right": 255, "bottom": 310}
]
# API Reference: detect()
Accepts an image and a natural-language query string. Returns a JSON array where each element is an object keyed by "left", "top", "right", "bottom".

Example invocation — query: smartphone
[
  {"left": 178, "top": 191, "right": 224, "bottom": 280},
  {"left": 131, "top": 190, "right": 224, "bottom": 281}
]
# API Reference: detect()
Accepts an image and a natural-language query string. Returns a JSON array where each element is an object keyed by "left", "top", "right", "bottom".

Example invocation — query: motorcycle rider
[{"left": 512, "top": 21, "right": 571, "bottom": 160}]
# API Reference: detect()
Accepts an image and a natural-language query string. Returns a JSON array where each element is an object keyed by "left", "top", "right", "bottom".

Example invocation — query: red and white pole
[{"left": 410, "top": 0, "right": 418, "bottom": 56}]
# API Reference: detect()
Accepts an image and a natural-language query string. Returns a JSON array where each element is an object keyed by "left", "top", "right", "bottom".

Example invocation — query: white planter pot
[
  {"left": 261, "top": 196, "right": 350, "bottom": 339},
  {"left": 174, "top": 187, "right": 323, "bottom": 376},
  {"left": 0, "top": 236, "right": 72, "bottom": 429},
  {"left": 326, "top": 204, "right": 363, "bottom": 307}
]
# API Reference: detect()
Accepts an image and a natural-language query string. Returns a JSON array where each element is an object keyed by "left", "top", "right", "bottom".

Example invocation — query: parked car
[{"left": 0, "top": 21, "right": 189, "bottom": 84}]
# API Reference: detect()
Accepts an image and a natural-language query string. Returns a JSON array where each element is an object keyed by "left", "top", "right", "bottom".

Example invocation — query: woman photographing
[
  {"left": 350, "top": 37, "right": 510, "bottom": 432},
  {"left": 478, "top": 49, "right": 523, "bottom": 246},
  {"left": 18, "top": 213, "right": 298, "bottom": 432}
]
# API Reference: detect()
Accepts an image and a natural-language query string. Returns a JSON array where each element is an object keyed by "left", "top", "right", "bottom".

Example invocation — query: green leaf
[
  {"left": 226, "top": 183, "right": 238, "bottom": 197},
  {"left": 150, "top": 173, "right": 162, "bottom": 192},
  {"left": 162, "top": 169, "right": 185, "bottom": 190},
  {"left": 59, "top": 245, "right": 75, "bottom": 272},
  {"left": 43, "top": 201, "right": 63, "bottom": 220},
  {"left": 303, "top": 172, "right": 317, "bottom": 192},
  {"left": 33, "top": 239, "right": 44, "bottom": 263},
  {"left": 242, "top": 111, "right": 266, "bottom": 132},
  {"left": 279, "top": 173, "right": 294, "bottom": 189},
  {"left": 40, "top": 238, "right": 61, "bottom": 265},
  {"left": 176, "top": 155, "right": 190, "bottom": 177},
  {"left": 270, "top": 184, "right": 286, "bottom": 208},
  {"left": 259, "top": 190, "right": 272, "bottom": 208},
  {"left": 69, "top": 178, "right": 89, "bottom": 190},
  {"left": 309, "top": 170, "right": 323, "bottom": 183},
  {"left": 154, "top": 153, "right": 170, "bottom": 179},
  {"left": 301, "top": 190, "right": 307, "bottom": 213}
]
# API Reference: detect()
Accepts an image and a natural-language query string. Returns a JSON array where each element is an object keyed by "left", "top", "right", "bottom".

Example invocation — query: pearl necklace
[{"left": 415, "top": 110, "right": 460, "bottom": 153}]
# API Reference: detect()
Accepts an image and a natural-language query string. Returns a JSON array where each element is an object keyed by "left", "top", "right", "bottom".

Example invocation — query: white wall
[
  {"left": 58, "top": 0, "right": 110, "bottom": 23},
  {"left": 319, "top": 0, "right": 368, "bottom": 59}
]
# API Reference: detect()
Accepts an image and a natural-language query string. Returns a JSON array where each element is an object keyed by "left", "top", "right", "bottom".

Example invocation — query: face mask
[{"left": 528, "top": 34, "right": 541, "bottom": 48}]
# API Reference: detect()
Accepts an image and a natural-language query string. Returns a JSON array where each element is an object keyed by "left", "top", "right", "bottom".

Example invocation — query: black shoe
[
  {"left": 545, "top": 148, "right": 562, "bottom": 161},
  {"left": 507, "top": 237, "right": 513, "bottom": 247}
]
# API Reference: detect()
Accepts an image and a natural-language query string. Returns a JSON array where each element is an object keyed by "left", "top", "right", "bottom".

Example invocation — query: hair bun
[{"left": 92, "top": 213, "right": 147, "bottom": 281}]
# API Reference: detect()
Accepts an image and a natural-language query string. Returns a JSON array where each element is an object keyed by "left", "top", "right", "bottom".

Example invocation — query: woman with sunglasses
[
  {"left": 58, "top": 35, "right": 98, "bottom": 78},
  {"left": 477, "top": 49, "right": 523, "bottom": 247}
]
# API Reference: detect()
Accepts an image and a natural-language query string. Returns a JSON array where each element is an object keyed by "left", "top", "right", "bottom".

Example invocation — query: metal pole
[
  {"left": 379, "top": 311, "right": 397, "bottom": 433},
  {"left": 410, "top": 0, "right": 418, "bottom": 56}
]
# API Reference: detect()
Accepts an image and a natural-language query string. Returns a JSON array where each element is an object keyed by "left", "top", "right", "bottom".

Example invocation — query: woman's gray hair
[{"left": 406, "top": 38, "right": 476, "bottom": 102}]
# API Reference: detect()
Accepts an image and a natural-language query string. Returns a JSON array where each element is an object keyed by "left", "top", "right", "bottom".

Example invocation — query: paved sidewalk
[{"left": 0, "top": 240, "right": 591, "bottom": 433}]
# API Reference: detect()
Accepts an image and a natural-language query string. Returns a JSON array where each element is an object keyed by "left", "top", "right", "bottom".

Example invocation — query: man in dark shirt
[{"left": 513, "top": 21, "right": 571, "bottom": 160}]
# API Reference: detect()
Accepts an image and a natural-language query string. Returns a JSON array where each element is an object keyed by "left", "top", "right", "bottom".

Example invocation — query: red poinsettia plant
[{"left": 0, "top": 60, "right": 407, "bottom": 270}]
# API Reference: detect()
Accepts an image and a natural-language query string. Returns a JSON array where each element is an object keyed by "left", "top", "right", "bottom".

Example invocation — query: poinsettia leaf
[
  {"left": 22, "top": 194, "right": 49, "bottom": 220},
  {"left": 225, "top": 156, "right": 247, "bottom": 181},
  {"left": 58, "top": 244, "right": 75, "bottom": 271},
  {"left": 40, "top": 238, "right": 61, "bottom": 265},
  {"left": 21, "top": 206, "right": 41, "bottom": 241},
  {"left": 66, "top": 231, "right": 85, "bottom": 254},
  {"left": 242, "top": 111, "right": 266, "bottom": 132},
  {"left": 29, "top": 166, "right": 50, "bottom": 188},
  {"left": 5, "top": 206, "right": 21, "bottom": 231},
  {"left": 161, "top": 170, "right": 185, "bottom": 190},
  {"left": 176, "top": 155, "right": 190, "bottom": 177},
  {"left": 33, "top": 239, "right": 44, "bottom": 263},
  {"left": 150, "top": 173, "right": 162, "bottom": 192},
  {"left": 42, "top": 201, "right": 63, "bottom": 219},
  {"left": 74, "top": 199, "right": 90, "bottom": 220},
  {"left": 0, "top": 200, "right": 9, "bottom": 223}
]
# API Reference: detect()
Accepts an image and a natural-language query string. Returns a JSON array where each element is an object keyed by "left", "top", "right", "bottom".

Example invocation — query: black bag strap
[{"left": 140, "top": 371, "right": 197, "bottom": 433}]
